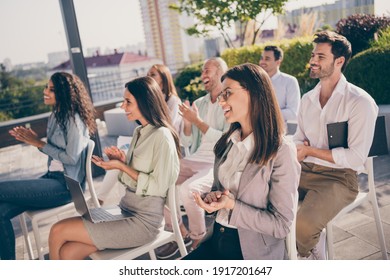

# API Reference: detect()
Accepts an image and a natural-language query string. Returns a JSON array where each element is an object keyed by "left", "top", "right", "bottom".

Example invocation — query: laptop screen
[{"left": 64, "top": 175, "right": 90, "bottom": 217}]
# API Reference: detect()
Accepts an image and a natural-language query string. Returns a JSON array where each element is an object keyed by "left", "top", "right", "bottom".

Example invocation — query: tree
[
  {"left": 170, "top": 0, "right": 288, "bottom": 48},
  {"left": 0, "top": 65, "right": 49, "bottom": 121}
]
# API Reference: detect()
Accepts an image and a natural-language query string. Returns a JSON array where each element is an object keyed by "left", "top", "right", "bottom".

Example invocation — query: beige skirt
[{"left": 83, "top": 187, "right": 165, "bottom": 250}]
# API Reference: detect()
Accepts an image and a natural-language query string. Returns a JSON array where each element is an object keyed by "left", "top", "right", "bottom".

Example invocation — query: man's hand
[
  {"left": 296, "top": 140, "right": 310, "bottom": 162},
  {"left": 179, "top": 101, "right": 201, "bottom": 125}
]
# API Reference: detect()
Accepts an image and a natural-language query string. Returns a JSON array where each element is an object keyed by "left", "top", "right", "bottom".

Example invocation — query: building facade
[
  {"left": 49, "top": 51, "right": 162, "bottom": 103},
  {"left": 139, "top": 0, "right": 203, "bottom": 72},
  {"left": 279, "top": 0, "right": 379, "bottom": 30}
]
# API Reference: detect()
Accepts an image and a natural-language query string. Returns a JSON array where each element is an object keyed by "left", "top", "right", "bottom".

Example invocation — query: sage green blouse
[{"left": 118, "top": 124, "right": 179, "bottom": 198}]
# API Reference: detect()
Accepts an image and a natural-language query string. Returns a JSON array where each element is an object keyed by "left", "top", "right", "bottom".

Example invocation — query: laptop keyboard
[{"left": 90, "top": 208, "right": 121, "bottom": 222}]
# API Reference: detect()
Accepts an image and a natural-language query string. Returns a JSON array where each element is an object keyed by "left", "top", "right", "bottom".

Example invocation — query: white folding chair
[
  {"left": 89, "top": 183, "right": 187, "bottom": 260},
  {"left": 286, "top": 192, "right": 299, "bottom": 260},
  {"left": 326, "top": 156, "right": 388, "bottom": 259},
  {"left": 19, "top": 139, "right": 100, "bottom": 260},
  {"left": 326, "top": 116, "right": 389, "bottom": 260}
]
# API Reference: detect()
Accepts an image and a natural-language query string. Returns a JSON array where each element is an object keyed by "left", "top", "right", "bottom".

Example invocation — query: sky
[
  {"left": 0, "top": 0, "right": 337, "bottom": 65},
  {"left": 0, "top": 0, "right": 144, "bottom": 65}
]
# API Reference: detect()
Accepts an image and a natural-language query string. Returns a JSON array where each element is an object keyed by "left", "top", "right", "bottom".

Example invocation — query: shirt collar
[
  {"left": 271, "top": 70, "right": 281, "bottom": 81},
  {"left": 228, "top": 129, "right": 255, "bottom": 152},
  {"left": 136, "top": 123, "right": 154, "bottom": 136},
  {"left": 308, "top": 74, "right": 347, "bottom": 103}
]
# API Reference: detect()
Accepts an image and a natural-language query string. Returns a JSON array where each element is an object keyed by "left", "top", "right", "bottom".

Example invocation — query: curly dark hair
[{"left": 50, "top": 72, "right": 96, "bottom": 134}]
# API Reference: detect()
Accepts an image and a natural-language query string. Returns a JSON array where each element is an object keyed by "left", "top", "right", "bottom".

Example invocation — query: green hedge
[
  {"left": 344, "top": 46, "right": 390, "bottom": 104},
  {"left": 221, "top": 37, "right": 316, "bottom": 94},
  {"left": 175, "top": 36, "right": 389, "bottom": 105}
]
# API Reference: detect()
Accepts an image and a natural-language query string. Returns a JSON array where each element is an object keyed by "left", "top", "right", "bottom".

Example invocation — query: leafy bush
[
  {"left": 174, "top": 62, "right": 206, "bottom": 103},
  {"left": 370, "top": 27, "right": 390, "bottom": 49},
  {"left": 344, "top": 46, "right": 390, "bottom": 104},
  {"left": 336, "top": 14, "right": 390, "bottom": 56}
]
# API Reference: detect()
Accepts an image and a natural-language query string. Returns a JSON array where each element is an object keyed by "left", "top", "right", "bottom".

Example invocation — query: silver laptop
[{"left": 64, "top": 175, "right": 132, "bottom": 223}]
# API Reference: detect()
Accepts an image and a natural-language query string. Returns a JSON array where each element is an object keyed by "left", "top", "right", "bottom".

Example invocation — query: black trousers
[{"left": 183, "top": 222, "right": 243, "bottom": 260}]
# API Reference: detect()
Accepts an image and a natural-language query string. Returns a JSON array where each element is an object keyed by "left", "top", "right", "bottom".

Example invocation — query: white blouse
[{"left": 216, "top": 129, "right": 254, "bottom": 228}]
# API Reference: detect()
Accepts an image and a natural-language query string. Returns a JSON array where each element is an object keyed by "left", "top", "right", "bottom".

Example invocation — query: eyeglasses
[{"left": 217, "top": 87, "right": 244, "bottom": 102}]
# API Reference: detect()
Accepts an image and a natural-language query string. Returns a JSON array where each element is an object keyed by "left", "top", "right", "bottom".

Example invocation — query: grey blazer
[{"left": 213, "top": 137, "right": 300, "bottom": 260}]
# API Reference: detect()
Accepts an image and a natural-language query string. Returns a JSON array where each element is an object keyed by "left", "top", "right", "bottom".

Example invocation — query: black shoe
[{"left": 155, "top": 235, "right": 192, "bottom": 259}]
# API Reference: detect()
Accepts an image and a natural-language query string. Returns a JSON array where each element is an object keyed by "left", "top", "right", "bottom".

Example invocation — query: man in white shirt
[
  {"left": 293, "top": 31, "right": 378, "bottom": 259},
  {"left": 157, "top": 57, "right": 229, "bottom": 259},
  {"left": 259, "top": 45, "right": 301, "bottom": 125}
]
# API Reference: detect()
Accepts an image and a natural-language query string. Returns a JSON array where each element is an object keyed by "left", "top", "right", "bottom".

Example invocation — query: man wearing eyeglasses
[
  {"left": 260, "top": 45, "right": 301, "bottom": 127},
  {"left": 156, "top": 57, "right": 229, "bottom": 259}
]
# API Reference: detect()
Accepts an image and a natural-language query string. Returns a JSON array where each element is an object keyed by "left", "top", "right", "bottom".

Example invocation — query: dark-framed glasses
[{"left": 217, "top": 87, "right": 244, "bottom": 102}]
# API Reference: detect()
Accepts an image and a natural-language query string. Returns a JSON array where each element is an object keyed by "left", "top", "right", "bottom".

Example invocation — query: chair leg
[
  {"left": 367, "top": 156, "right": 388, "bottom": 260},
  {"left": 370, "top": 197, "right": 388, "bottom": 259},
  {"left": 149, "top": 249, "right": 157, "bottom": 260},
  {"left": 31, "top": 219, "right": 44, "bottom": 260},
  {"left": 18, "top": 214, "right": 35, "bottom": 260},
  {"left": 326, "top": 223, "right": 334, "bottom": 260}
]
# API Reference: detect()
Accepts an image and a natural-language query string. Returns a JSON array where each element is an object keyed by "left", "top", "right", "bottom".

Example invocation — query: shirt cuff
[{"left": 332, "top": 147, "right": 348, "bottom": 167}]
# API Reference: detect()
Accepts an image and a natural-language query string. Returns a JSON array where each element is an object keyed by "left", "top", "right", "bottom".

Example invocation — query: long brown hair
[
  {"left": 125, "top": 76, "right": 181, "bottom": 157},
  {"left": 149, "top": 64, "right": 178, "bottom": 102},
  {"left": 214, "top": 63, "right": 284, "bottom": 166},
  {"left": 50, "top": 72, "right": 96, "bottom": 134}
]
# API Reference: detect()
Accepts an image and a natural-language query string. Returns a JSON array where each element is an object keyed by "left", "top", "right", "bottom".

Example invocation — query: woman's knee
[
  {"left": 49, "top": 220, "right": 67, "bottom": 244},
  {"left": 49, "top": 217, "right": 79, "bottom": 243}
]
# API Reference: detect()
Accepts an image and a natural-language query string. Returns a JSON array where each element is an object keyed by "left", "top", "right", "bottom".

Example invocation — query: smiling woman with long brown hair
[{"left": 185, "top": 63, "right": 300, "bottom": 260}]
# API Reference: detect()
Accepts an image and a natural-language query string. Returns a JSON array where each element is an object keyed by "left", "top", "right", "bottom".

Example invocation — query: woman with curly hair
[{"left": 0, "top": 72, "right": 96, "bottom": 259}]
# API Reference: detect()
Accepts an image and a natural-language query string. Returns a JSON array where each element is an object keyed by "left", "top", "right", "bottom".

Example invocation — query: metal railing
[{"left": 0, "top": 70, "right": 134, "bottom": 148}]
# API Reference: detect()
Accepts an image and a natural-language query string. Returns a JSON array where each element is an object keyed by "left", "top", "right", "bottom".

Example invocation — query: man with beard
[
  {"left": 156, "top": 57, "right": 229, "bottom": 259},
  {"left": 293, "top": 31, "right": 378, "bottom": 259}
]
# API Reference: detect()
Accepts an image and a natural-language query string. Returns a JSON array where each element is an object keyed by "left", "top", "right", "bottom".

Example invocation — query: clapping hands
[
  {"left": 9, "top": 126, "right": 44, "bottom": 148},
  {"left": 193, "top": 190, "right": 235, "bottom": 213}
]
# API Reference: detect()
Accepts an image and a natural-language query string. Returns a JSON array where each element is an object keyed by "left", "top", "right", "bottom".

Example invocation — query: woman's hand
[
  {"left": 193, "top": 190, "right": 235, "bottom": 213},
  {"left": 91, "top": 155, "right": 123, "bottom": 171},
  {"left": 103, "top": 146, "right": 126, "bottom": 162},
  {"left": 9, "top": 126, "right": 45, "bottom": 148}
]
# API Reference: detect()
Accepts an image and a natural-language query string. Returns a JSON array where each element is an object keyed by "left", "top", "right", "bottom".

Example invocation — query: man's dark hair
[
  {"left": 264, "top": 45, "right": 284, "bottom": 61},
  {"left": 313, "top": 30, "right": 352, "bottom": 72}
]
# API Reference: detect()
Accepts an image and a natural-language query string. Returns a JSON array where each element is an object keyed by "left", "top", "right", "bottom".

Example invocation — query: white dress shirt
[
  {"left": 181, "top": 93, "right": 229, "bottom": 157},
  {"left": 293, "top": 75, "right": 378, "bottom": 172},
  {"left": 271, "top": 70, "right": 301, "bottom": 123},
  {"left": 216, "top": 130, "right": 254, "bottom": 228}
]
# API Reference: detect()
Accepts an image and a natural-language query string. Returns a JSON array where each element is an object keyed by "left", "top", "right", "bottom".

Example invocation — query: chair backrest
[
  {"left": 368, "top": 116, "right": 388, "bottom": 157},
  {"left": 85, "top": 139, "right": 100, "bottom": 208}
]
